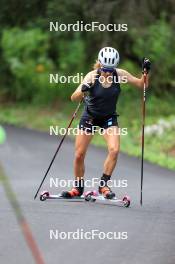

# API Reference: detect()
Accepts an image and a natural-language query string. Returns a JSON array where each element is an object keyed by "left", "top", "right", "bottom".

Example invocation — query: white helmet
[{"left": 98, "top": 47, "right": 120, "bottom": 68}]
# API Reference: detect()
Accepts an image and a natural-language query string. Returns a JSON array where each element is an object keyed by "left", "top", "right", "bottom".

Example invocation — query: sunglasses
[{"left": 100, "top": 67, "right": 115, "bottom": 73}]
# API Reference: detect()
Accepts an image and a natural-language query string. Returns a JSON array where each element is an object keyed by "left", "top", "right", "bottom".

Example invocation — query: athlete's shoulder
[
  {"left": 116, "top": 68, "right": 128, "bottom": 76},
  {"left": 88, "top": 69, "right": 98, "bottom": 76}
]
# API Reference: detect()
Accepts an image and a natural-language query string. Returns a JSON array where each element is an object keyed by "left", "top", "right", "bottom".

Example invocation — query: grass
[{"left": 0, "top": 91, "right": 175, "bottom": 171}]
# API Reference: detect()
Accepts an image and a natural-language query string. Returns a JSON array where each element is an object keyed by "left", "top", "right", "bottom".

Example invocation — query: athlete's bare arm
[
  {"left": 117, "top": 69, "right": 149, "bottom": 89},
  {"left": 71, "top": 70, "right": 97, "bottom": 102}
]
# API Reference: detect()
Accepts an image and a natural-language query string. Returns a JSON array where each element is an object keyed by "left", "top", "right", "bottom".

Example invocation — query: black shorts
[{"left": 79, "top": 111, "right": 119, "bottom": 133}]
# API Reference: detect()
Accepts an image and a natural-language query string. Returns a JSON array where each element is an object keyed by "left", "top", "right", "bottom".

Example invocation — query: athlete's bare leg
[
  {"left": 74, "top": 130, "right": 93, "bottom": 180},
  {"left": 102, "top": 126, "right": 120, "bottom": 175}
]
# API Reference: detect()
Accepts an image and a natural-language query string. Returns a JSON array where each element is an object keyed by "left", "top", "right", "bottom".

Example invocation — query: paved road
[{"left": 0, "top": 125, "right": 175, "bottom": 264}]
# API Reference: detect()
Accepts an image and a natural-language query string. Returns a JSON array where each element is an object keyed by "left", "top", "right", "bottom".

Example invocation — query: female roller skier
[{"left": 62, "top": 47, "right": 151, "bottom": 199}]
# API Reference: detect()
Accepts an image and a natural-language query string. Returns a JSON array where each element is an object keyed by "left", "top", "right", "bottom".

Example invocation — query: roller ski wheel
[
  {"left": 122, "top": 195, "right": 131, "bottom": 207},
  {"left": 84, "top": 190, "right": 98, "bottom": 202},
  {"left": 40, "top": 191, "right": 50, "bottom": 201},
  {"left": 105, "top": 191, "right": 115, "bottom": 200}
]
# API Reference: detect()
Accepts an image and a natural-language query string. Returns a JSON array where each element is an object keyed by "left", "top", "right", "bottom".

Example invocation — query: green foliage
[
  {"left": 50, "top": 33, "right": 86, "bottom": 100},
  {"left": 131, "top": 17, "right": 175, "bottom": 94},
  {"left": 1, "top": 28, "right": 86, "bottom": 102},
  {"left": 0, "top": 2, "right": 175, "bottom": 103},
  {"left": 58, "top": 33, "right": 85, "bottom": 73},
  {"left": 2, "top": 28, "right": 48, "bottom": 59},
  {"left": 1, "top": 28, "right": 55, "bottom": 103}
]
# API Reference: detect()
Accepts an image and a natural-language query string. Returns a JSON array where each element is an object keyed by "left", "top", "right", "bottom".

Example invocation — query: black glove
[
  {"left": 142, "top": 58, "right": 151, "bottom": 74},
  {"left": 81, "top": 83, "right": 92, "bottom": 93}
]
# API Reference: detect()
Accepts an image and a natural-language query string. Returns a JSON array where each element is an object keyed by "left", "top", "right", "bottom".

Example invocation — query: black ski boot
[
  {"left": 99, "top": 174, "right": 115, "bottom": 199},
  {"left": 61, "top": 179, "right": 84, "bottom": 198}
]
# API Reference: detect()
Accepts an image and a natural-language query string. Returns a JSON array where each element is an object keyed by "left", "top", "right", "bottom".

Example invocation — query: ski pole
[
  {"left": 34, "top": 98, "right": 83, "bottom": 200},
  {"left": 0, "top": 165, "right": 46, "bottom": 264},
  {"left": 140, "top": 70, "right": 147, "bottom": 206}
]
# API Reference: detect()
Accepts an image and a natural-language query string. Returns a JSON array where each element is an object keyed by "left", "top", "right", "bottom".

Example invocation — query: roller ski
[
  {"left": 40, "top": 179, "right": 85, "bottom": 202},
  {"left": 84, "top": 190, "right": 131, "bottom": 207},
  {"left": 39, "top": 190, "right": 130, "bottom": 207}
]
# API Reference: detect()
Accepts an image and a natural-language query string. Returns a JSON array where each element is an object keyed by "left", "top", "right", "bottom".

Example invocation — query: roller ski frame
[
  {"left": 40, "top": 191, "right": 84, "bottom": 202},
  {"left": 40, "top": 190, "right": 131, "bottom": 207},
  {"left": 84, "top": 191, "right": 130, "bottom": 207}
]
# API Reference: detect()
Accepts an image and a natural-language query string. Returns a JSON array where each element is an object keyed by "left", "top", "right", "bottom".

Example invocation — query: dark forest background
[{"left": 0, "top": 0, "right": 175, "bottom": 102}]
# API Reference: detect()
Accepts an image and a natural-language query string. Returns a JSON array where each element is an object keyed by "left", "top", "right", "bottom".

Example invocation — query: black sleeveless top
[{"left": 84, "top": 70, "right": 121, "bottom": 118}]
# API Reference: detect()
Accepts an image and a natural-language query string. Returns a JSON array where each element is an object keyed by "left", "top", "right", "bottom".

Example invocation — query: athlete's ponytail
[{"left": 93, "top": 60, "right": 101, "bottom": 70}]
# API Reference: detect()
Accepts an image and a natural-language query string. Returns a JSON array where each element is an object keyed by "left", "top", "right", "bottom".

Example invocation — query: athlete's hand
[
  {"left": 81, "top": 83, "right": 92, "bottom": 93},
  {"left": 142, "top": 58, "right": 151, "bottom": 74}
]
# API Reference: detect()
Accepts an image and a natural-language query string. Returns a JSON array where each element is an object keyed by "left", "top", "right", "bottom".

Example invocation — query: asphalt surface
[{"left": 0, "top": 125, "right": 175, "bottom": 264}]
